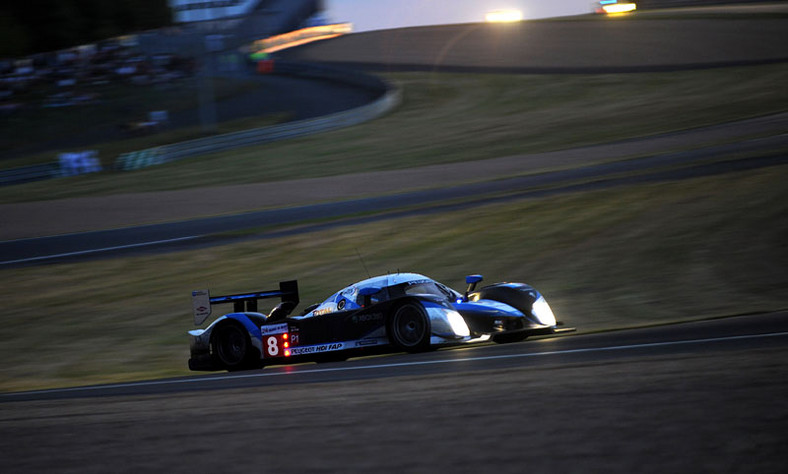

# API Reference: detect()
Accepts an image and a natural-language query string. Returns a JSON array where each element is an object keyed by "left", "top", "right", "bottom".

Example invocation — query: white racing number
[{"left": 266, "top": 336, "right": 279, "bottom": 357}]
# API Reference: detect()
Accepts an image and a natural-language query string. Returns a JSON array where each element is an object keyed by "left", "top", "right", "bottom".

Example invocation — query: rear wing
[{"left": 191, "top": 280, "right": 299, "bottom": 326}]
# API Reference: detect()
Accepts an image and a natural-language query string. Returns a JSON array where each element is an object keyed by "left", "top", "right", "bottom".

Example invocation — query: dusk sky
[{"left": 324, "top": 0, "right": 594, "bottom": 32}]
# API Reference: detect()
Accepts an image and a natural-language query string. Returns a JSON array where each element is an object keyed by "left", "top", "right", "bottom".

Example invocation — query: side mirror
[
  {"left": 465, "top": 275, "right": 483, "bottom": 291},
  {"left": 359, "top": 287, "right": 380, "bottom": 307},
  {"left": 464, "top": 275, "right": 483, "bottom": 301}
]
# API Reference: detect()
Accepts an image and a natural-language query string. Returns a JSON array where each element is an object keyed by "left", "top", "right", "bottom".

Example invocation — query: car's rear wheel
[
  {"left": 387, "top": 302, "right": 431, "bottom": 353},
  {"left": 212, "top": 322, "right": 257, "bottom": 371}
]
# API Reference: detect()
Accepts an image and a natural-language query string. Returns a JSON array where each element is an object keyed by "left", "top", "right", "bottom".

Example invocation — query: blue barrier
[
  {"left": 0, "top": 163, "right": 60, "bottom": 187},
  {"left": 115, "top": 148, "right": 164, "bottom": 171}
]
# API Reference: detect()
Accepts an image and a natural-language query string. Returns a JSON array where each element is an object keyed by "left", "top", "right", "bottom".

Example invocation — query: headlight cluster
[
  {"left": 531, "top": 296, "right": 556, "bottom": 326},
  {"left": 446, "top": 310, "right": 471, "bottom": 337}
]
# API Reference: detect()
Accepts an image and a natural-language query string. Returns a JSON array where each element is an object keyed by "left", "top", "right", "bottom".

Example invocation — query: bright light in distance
[
  {"left": 485, "top": 10, "right": 523, "bottom": 23},
  {"left": 284, "top": 350, "right": 291, "bottom": 357},
  {"left": 603, "top": 3, "right": 637, "bottom": 14},
  {"left": 282, "top": 333, "right": 288, "bottom": 340}
]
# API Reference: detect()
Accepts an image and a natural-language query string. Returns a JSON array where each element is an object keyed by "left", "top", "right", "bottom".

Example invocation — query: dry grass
[{"left": 1, "top": 163, "right": 785, "bottom": 391}]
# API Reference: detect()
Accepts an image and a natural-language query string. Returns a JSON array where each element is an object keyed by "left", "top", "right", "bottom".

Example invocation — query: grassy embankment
[
  {"left": 1, "top": 63, "right": 786, "bottom": 202},
  {"left": 1, "top": 164, "right": 785, "bottom": 392},
  {"left": 0, "top": 63, "right": 786, "bottom": 392}
]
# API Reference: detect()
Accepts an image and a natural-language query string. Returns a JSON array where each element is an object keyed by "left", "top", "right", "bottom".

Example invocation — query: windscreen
[{"left": 401, "top": 281, "right": 460, "bottom": 301}]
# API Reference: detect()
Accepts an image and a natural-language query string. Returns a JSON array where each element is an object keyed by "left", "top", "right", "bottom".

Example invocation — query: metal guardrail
[
  {"left": 2, "top": 62, "right": 401, "bottom": 184},
  {"left": 0, "top": 163, "right": 60, "bottom": 187},
  {"left": 120, "top": 84, "right": 401, "bottom": 168},
  {"left": 115, "top": 62, "right": 401, "bottom": 170}
]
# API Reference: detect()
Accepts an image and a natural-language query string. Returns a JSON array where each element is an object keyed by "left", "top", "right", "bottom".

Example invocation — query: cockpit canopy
[{"left": 304, "top": 273, "right": 462, "bottom": 317}]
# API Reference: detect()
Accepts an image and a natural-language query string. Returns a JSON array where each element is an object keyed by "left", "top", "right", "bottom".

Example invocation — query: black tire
[
  {"left": 387, "top": 301, "right": 431, "bottom": 353},
  {"left": 491, "top": 332, "right": 528, "bottom": 344},
  {"left": 212, "top": 322, "right": 258, "bottom": 371}
]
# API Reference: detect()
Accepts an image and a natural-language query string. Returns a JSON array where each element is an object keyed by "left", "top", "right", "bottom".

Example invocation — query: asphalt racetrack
[{"left": 2, "top": 312, "right": 786, "bottom": 472}]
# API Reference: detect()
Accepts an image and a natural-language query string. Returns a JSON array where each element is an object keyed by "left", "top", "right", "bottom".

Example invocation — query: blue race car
[{"left": 188, "top": 273, "right": 564, "bottom": 371}]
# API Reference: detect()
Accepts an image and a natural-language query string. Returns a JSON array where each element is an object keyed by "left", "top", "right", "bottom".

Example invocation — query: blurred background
[{"left": 1, "top": 1, "right": 787, "bottom": 472}]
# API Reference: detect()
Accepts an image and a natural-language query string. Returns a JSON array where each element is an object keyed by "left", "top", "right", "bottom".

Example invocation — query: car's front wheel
[
  {"left": 212, "top": 322, "right": 257, "bottom": 371},
  {"left": 387, "top": 302, "right": 431, "bottom": 353}
]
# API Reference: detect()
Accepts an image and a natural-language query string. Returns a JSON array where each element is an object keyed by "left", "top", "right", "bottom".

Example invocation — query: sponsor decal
[
  {"left": 408, "top": 279, "right": 432, "bottom": 286},
  {"left": 311, "top": 303, "right": 337, "bottom": 317},
  {"left": 261, "top": 322, "right": 289, "bottom": 335},
  {"left": 353, "top": 313, "right": 383, "bottom": 323},
  {"left": 355, "top": 339, "right": 381, "bottom": 347},
  {"left": 289, "top": 343, "right": 345, "bottom": 356},
  {"left": 192, "top": 289, "right": 212, "bottom": 325}
]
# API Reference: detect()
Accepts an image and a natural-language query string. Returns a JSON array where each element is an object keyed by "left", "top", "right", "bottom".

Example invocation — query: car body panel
[{"left": 188, "top": 273, "right": 562, "bottom": 371}]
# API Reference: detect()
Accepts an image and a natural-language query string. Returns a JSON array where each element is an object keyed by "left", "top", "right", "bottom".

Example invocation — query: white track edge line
[
  {"left": 5, "top": 330, "right": 787, "bottom": 398},
  {"left": 1, "top": 236, "right": 199, "bottom": 265}
]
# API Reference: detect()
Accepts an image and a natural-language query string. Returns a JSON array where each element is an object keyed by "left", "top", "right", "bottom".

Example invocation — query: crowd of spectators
[{"left": 1, "top": 37, "right": 197, "bottom": 115}]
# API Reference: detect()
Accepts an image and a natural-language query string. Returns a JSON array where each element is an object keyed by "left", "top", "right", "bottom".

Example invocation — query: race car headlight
[
  {"left": 531, "top": 296, "right": 556, "bottom": 326},
  {"left": 447, "top": 309, "right": 470, "bottom": 337}
]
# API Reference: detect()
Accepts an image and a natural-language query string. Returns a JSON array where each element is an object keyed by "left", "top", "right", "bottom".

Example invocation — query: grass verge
[{"left": 1, "top": 163, "right": 785, "bottom": 392}]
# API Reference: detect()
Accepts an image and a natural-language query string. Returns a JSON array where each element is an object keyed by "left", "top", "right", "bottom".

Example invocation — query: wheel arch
[{"left": 209, "top": 314, "right": 263, "bottom": 364}]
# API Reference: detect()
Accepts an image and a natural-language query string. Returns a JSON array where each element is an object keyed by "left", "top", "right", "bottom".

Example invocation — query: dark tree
[{"left": 1, "top": 0, "right": 172, "bottom": 58}]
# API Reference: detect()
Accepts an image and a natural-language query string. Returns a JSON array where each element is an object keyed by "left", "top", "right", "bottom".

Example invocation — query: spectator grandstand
[
  {"left": 160, "top": 0, "right": 324, "bottom": 51},
  {"left": 0, "top": 38, "right": 196, "bottom": 115},
  {"left": 1, "top": 0, "right": 326, "bottom": 116}
]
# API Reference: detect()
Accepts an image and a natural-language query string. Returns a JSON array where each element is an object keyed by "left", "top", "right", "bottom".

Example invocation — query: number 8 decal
[{"left": 266, "top": 336, "right": 279, "bottom": 356}]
